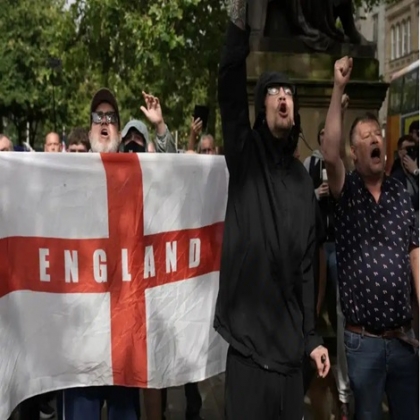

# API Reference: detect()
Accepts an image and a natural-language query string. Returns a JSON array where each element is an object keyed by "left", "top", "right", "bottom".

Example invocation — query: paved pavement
[
  {"left": 12, "top": 370, "right": 389, "bottom": 420},
  {"left": 162, "top": 373, "right": 389, "bottom": 420}
]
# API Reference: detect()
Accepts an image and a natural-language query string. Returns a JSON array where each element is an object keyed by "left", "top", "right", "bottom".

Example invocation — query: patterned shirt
[{"left": 334, "top": 171, "right": 419, "bottom": 331}]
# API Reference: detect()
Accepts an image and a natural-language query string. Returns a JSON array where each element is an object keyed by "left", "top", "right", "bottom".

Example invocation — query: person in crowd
[
  {"left": 214, "top": 2, "right": 330, "bottom": 419},
  {"left": 391, "top": 134, "right": 419, "bottom": 221},
  {"left": 122, "top": 97, "right": 202, "bottom": 420},
  {"left": 187, "top": 117, "right": 216, "bottom": 155},
  {"left": 0, "top": 134, "right": 13, "bottom": 151},
  {"left": 132, "top": 91, "right": 176, "bottom": 154},
  {"left": 120, "top": 93, "right": 175, "bottom": 153},
  {"left": 323, "top": 55, "right": 419, "bottom": 420},
  {"left": 120, "top": 94, "right": 202, "bottom": 420},
  {"left": 121, "top": 119, "right": 152, "bottom": 152},
  {"left": 1, "top": 136, "right": 55, "bottom": 420},
  {"left": 67, "top": 127, "right": 90, "bottom": 152},
  {"left": 199, "top": 134, "right": 216, "bottom": 155},
  {"left": 409, "top": 120, "right": 419, "bottom": 144},
  {"left": 44, "top": 132, "right": 62, "bottom": 152},
  {"left": 390, "top": 120, "right": 419, "bottom": 173},
  {"left": 303, "top": 96, "right": 352, "bottom": 420},
  {"left": 58, "top": 88, "right": 141, "bottom": 420}
]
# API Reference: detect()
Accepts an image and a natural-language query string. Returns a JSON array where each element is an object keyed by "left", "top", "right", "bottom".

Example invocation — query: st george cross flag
[{"left": 0, "top": 152, "right": 229, "bottom": 418}]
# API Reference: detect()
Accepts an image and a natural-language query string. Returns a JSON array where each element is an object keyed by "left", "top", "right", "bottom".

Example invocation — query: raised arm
[
  {"left": 218, "top": 0, "right": 252, "bottom": 165},
  {"left": 140, "top": 91, "right": 176, "bottom": 153},
  {"left": 322, "top": 57, "right": 353, "bottom": 199}
]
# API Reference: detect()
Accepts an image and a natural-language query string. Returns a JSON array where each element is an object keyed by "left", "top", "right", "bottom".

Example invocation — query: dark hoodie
[{"left": 214, "top": 22, "right": 322, "bottom": 375}]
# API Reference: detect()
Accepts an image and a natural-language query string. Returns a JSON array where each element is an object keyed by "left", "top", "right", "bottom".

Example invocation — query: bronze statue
[{"left": 248, "top": 0, "right": 371, "bottom": 52}]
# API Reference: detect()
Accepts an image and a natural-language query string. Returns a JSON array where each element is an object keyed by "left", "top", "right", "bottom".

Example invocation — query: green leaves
[{"left": 0, "top": 0, "right": 395, "bottom": 147}]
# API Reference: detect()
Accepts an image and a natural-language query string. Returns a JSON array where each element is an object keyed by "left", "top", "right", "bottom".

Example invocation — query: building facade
[
  {"left": 356, "top": 0, "right": 418, "bottom": 126},
  {"left": 355, "top": 3, "right": 387, "bottom": 123},
  {"left": 385, "top": 0, "right": 419, "bottom": 81}
]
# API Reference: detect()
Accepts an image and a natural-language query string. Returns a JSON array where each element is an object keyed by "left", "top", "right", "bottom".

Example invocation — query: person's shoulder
[
  {"left": 342, "top": 170, "right": 360, "bottom": 191},
  {"left": 333, "top": 170, "right": 359, "bottom": 206},
  {"left": 385, "top": 174, "right": 410, "bottom": 198}
]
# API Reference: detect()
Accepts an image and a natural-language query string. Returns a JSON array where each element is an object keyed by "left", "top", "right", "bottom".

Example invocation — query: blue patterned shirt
[{"left": 334, "top": 171, "right": 419, "bottom": 331}]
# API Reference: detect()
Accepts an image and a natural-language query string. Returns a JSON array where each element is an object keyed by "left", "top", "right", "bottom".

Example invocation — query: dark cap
[{"left": 90, "top": 88, "right": 121, "bottom": 129}]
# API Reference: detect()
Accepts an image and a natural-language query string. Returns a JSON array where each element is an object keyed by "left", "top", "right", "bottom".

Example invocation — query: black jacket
[{"left": 214, "top": 22, "right": 322, "bottom": 375}]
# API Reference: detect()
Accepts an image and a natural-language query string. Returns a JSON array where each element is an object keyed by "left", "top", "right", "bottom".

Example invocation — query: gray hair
[{"left": 199, "top": 134, "right": 214, "bottom": 147}]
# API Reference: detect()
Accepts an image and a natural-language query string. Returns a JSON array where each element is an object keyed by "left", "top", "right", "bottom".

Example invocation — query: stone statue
[{"left": 248, "top": 0, "right": 371, "bottom": 52}]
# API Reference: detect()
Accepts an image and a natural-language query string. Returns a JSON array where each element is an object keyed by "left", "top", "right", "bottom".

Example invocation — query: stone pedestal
[{"left": 246, "top": 51, "right": 389, "bottom": 165}]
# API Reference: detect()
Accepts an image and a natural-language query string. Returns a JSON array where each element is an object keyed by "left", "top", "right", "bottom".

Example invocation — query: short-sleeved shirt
[{"left": 334, "top": 171, "right": 419, "bottom": 331}]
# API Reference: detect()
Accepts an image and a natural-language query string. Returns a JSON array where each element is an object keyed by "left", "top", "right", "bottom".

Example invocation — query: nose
[{"left": 278, "top": 88, "right": 286, "bottom": 100}]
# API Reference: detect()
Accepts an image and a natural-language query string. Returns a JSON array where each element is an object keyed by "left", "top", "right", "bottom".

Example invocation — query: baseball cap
[
  {"left": 121, "top": 120, "right": 150, "bottom": 146},
  {"left": 90, "top": 88, "right": 121, "bottom": 129}
]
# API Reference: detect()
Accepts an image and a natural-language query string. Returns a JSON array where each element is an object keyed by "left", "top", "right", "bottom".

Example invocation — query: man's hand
[
  {"left": 316, "top": 183, "right": 330, "bottom": 198},
  {"left": 310, "top": 346, "right": 330, "bottom": 378},
  {"left": 341, "top": 94, "right": 349, "bottom": 112},
  {"left": 190, "top": 117, "right": 203, "bottom": 137},
  {"left": 140, "top": 91, "right": 164, "bottom": 126},
  {"left": 334, "top": 56, "right": 353, "bottom": 89},
  {"left": 403, "top": 155, "right": 418, "bottom": 175}
]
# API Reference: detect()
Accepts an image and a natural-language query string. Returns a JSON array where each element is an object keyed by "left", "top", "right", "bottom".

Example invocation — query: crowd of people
[
  {"left": 1, "top": 1, "right": 419, "bottom": 419},
  {"left": 2, "top": 86, "right": 219, "bottom": 420}
]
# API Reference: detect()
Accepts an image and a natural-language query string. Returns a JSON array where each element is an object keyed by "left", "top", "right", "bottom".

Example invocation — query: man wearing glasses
[
  {"left": 89, "top": 88, "right": 122, "bottom": 153},
  {"left": 57, "top": 88, "right": 141, "bottom": 420},
  {"left": 214, "top": 2, "right": 330, "bottom": 419}
]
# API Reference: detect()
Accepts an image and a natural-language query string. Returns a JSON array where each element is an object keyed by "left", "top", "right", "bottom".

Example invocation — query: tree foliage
[{"left": 0, "top": 0, "right": 397, "bottom": 148}]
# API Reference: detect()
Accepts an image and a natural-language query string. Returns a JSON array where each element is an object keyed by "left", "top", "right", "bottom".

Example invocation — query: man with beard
[
  {"left": 58, "top": 88, "right": 141, "bottom": 420},
  {"left": 323, "top": 56, "right": 419, "bottom": 420},
  {"left": 213, "top": 2, "right": 330, "bottom": 419},
  {"left": 88, "top": 88, "right": 122, "bottom": 153}
]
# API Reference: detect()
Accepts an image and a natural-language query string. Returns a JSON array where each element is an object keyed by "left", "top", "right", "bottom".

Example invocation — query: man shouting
[{"left": 213, "top": 1, "right": 330, "bottom": 419}]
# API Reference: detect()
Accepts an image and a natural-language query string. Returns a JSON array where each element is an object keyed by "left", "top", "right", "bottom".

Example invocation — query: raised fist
[{"left": 334, "top": 56, "right": 353, "bottom": 88}]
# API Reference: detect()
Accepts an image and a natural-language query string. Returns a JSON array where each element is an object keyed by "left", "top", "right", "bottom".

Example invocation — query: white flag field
[{"left": 0, "top": 152, "right": 229, "bottom": 418}]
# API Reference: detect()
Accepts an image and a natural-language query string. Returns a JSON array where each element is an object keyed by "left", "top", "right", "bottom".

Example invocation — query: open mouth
[
  {"left": 370, "top": 147, "right": 381, "bottom": 162},
  {"left": 278, "top": 103, "right": 288, "bottom": 117},
  {"left": 100, "top": 127, "right": 109, "bottom": 137}
]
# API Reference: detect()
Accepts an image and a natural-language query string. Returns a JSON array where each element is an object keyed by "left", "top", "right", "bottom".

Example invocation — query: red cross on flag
[{"left": 0, "top": 152, "right": 228, "bottom": 418}]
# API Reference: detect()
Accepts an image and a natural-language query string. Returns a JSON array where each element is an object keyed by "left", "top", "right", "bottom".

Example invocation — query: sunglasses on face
[
  {"left": 267, "top": 85, "right": 295, "bottom": 97},
  {"left": 91, "top": 111, "right": 118, "bottom": 125}
]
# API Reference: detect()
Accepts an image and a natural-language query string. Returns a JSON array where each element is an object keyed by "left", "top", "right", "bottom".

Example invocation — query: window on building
[
  {"left": 407, "top": 19, "right": 411, "bottom": 54},
  {"left": 396, "top": 24, "right": 401, "bottom": 58},
  {"left": 391, "top": 26, "right": 395, "bottom": 60},
  {"left": 372, "top": 14, "right": 378, "bottom": 43},
  {"left": 402, "top": 20, "right": 407, "bottom": 56}
]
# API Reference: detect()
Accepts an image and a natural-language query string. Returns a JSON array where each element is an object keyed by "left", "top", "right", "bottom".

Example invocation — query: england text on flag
[{"left": 0, "top": 152, "right": 229, "bottom": 419}]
